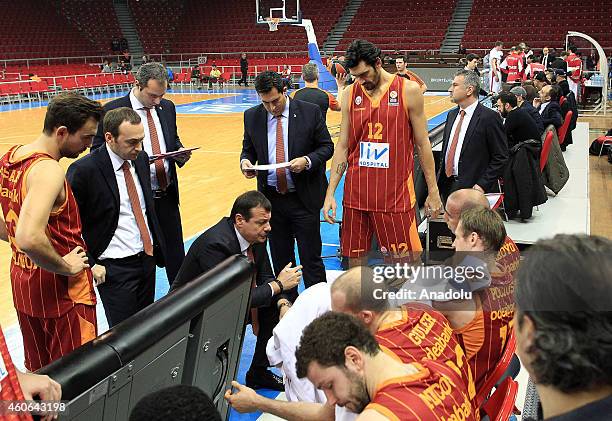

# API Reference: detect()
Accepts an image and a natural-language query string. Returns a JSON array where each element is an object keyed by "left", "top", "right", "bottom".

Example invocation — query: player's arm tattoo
[{"left": 336, "top": 161, "right": 347, "bottom": 175}]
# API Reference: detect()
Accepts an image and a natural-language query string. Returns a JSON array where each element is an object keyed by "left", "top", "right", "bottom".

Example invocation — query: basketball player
[
  {"left": 0, "top": 93, "right": 102, "bottom": 371},
  {"left": 488, "top": 42, "right": 504, "bottom": 93},
  {"left": 433, "top": 207, "right": 514, "bottom": 398},
  {"left": 394, "top": 55, "right": 428, "bottom": 92},
  {"left": 323, "top": 40, "right": 442, "bottom": 264},
  {"left": 499, "top": 46, "right": 523, "bottom": 84},
  {"left": 0, "top": 325, "right": 61, "bottom": 421}
]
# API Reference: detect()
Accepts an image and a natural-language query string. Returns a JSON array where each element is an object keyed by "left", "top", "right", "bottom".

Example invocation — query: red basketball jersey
[
  {"left": 0, "top": 327, "right": 33, "bottom": 421},
  {"left": 495, "top": 236, "right": 520, "bottom": 284},
  {"left": 566, "top": 54, "right": 582, "bottom": 82},
  {"left": 0, "top": 146, "right": 96, "bottom": 318},
  {"left": 457, "top": 277, "right": 515, "bottom": 393},
  {"left": 376, "top": 303, "right": 477, "bottom": 406},
  {"left": 344, "top": 75, "right": 416, "bottom": 212},
  {"left": 503, "top": 54, "right": 522, "bottom": 82},
  {"left": 365, "top": 359, "right": 476, "bottom": 421}
]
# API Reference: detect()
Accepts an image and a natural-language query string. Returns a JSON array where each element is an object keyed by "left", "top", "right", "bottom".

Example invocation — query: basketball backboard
[{"left": 256, "top": 0, "right": 302, "bottom": 26}]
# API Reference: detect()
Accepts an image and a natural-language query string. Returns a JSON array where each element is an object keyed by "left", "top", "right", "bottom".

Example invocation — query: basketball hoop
[{"left": 266, "top": 17, "right": 281, "bottom": 32}]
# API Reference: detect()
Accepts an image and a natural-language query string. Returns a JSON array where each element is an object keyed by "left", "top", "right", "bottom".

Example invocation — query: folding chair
[{"left": 480, "top": 377, "right": 519, "bottom": 421}]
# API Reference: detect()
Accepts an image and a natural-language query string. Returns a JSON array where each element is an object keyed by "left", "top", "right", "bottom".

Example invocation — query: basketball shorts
[
  {"left": 341, "top": 206, "right": 422, "bottom": 260},
  {"left": 17, "top": 304, "right": 97, "bottom": 371}
]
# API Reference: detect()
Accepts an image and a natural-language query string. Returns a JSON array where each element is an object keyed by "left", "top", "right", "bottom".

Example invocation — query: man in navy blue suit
[{"left": 92, "top": 63, "right": 190, "bottom": 285}]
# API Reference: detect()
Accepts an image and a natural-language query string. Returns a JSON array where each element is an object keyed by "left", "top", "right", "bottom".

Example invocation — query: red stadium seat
[
  {"left": 557, "top": 110, "right": 573, "bottom": 145},
  {"left": 559, "top": 96, "right": 566, "bottom": 107},
  {"left": 480, "top": 377, "right": 519, "bottom": 421},
  {"left": 475, "top": 329, "right": 517, "bottom": 407},
  {"left": 540, "top": 131, "right": 554, "bottom": 172}
]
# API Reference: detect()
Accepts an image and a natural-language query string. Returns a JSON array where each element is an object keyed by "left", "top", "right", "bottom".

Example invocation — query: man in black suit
[
  {"left": 240, "top": 71, "right": 333, "bottom": 296},
  {"left": 172, "top": 191, "right": 302, "bottom": 391},
  {"left": 496, "top": 91, "right": 542, "bottom": 148},
  {"left": 550, "top": 51, "right": 568, "bottom": 73},
  {"left": 68, "top": 107, "right": 165, "bottom": 327},
  {"left": 534, "top": 84, "right": 563, "bottom": 131},
  {"left": 510, "top": 86, "right": 544, "bottom": 136},
  {"left": 92, "top": 63, "right": 190, "bottom": 285},
  {"left": 438, "top": 70, "right": 508, "bottom": 200}
]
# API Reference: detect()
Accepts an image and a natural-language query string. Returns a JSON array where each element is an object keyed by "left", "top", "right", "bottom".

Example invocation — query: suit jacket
[
  {"left": 539, "top": 101, "right": 563, "bottom": 130},
  {"left": 91, "top": 93, "right": 184, "bottom": 203},
  {"left": 240, "top": 99, "right": 334, "bottom": 213},
  {"left": 171, "top": 217, "right": 281, "bottom": 308},
  {"left": 520, "top": 101, "right": 545, "bottom": 135},
  {"left": 438, "top": 102, "right": 509, "bottom": 192},
  {"left": 66, "top": 147, "right": 165, "bottom": 267}
]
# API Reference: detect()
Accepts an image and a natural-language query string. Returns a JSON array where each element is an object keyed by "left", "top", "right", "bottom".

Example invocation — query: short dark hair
[
  {"left": 345, "top": 39, "right": 382, "bottom": 69},
  {"left": 103, "top": 107, "right": 141, "bottom": 139},
  {"left": 135, "top": 62, "right": 168, "bottom": 87},
  {"left": 495, "top": 41, "right": 503, "bottom": 47},
  {"left": 458, "top": 207, "right": 506, "bottom": 252},
  {"left": 229, "top": 190, "right": 272, "bottom": 223},
  {"left": 254, "top": 70, "right": 284, "bottom": 94},
  {"left": 394, "top": 55, "right": 407, "bottom": 62},
  {"left": 43, "top": 93, "right": 103, "bottom": 135},
  {"left": 129, "top": 385, "right": 221, "bottom": 421},
  {"left": 515, "top": 234, "right": 612, "bottom": 394},
  {"left": 295, "top": 312, "right": 379, "bottom": 379},
  {"left": 466, "top": 53, "right": 479, "bottom": 62},
  {"left": 522, "top": 84, "right": 538, "bottom": 102},
  {"left": 497, "top": 91, "right": 518, "bottom": 108},
  {"left": 568, "top": 45, "right": 578, "bottom": 54},
  {"left": 549, "top": 84, "right": 562, "bottom": 101},
  {"left": 533, "top": 71, "right": 549, "bottom": 84}
]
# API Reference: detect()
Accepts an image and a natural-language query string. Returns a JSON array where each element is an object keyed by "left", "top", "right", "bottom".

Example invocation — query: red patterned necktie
[
  {"left": 121, "top": 162, "right": 153, "bottom": 256},
  {"left": 145, "top": 108, "right": 169, "bottom": 190},
  {"left": 275, "top": 115, "right": 288, "bottom": 194},
  {"left": 445, "top": 110, "right": 466, "bottom": 178}
]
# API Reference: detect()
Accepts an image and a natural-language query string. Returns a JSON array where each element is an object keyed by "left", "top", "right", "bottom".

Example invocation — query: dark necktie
[
  {"left": 246, "top": 246, "right": 260, "bottom": 336},
  {"left": 275, "top": 115, "right": 288, "bottom": 194}
]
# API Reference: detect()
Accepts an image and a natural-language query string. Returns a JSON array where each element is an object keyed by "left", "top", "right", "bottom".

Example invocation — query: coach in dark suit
[
  {"left": 172, "top": 191, "right": 301, "bottom": 391},
  {"left": 438, "top": 70, "right": 508, "bottom": 200},
  {"left": 92, "top": 63, "right": 189, "bottom": 285},
  {"left": 68, "top": 107, "right": 165, "bottom": 327},
  {"left": 535, "top": 85, "right": 563, "bottom": 131},
  {"left": 240, "top": 71, "right": 333, "bottom": 297}
]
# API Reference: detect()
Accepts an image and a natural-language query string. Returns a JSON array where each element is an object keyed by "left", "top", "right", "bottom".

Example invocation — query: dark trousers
[
  {"left": 250, "top": 304, "right": 279, "bottom": 372},
  {"left": 97, "top": 252, "right": 156, "bottom": 327},
  {"left": 263, "top": 188, "right": 326, "bottom": 300},
  {"left": 239, "top": 70, "right": 247, "bottom": 85},
  {"left": 154, "top": 186, "right": 185, "bottom": 285}
]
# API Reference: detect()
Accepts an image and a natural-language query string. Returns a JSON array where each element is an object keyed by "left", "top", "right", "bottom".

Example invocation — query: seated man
[
  {"left": 510, "top": 86, "right": 544, "bottom": 136},
  {"left": 227, "top": 266, "right": 476, "bottom": 420},
  {"left": 191, "top": 65, "right": 201, "bottom": 88},
  {"left": 172, "top": 191, "right": 302, "bottom": 391},
  {"left": 209, "top": 64, "right": 222, "bottom": 89},
  {"left": 514, "top": 234, "right": 612, "bottom": 420},
  {"left": 496, "top": 91, "right": 542, "bottom": 148},
  {"left": 534, "top": 84, "right": 563, "bottom": 132},
  {"left": 296, "top": 313, "right": 475, "bottom": 420},
  {"left": 433, "top": 206, "right": 513, "bottom": 396}
]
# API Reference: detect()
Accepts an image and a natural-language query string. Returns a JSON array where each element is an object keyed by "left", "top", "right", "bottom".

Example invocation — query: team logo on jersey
[
  {"left": 389, "top": 90, "right": 399, "bottom": 106},
  {"left": 355, "top": 95, "right": 363, "bottom": 105},
  {"left": 359, "top": 141, "right": 390, "bottom": 168}
]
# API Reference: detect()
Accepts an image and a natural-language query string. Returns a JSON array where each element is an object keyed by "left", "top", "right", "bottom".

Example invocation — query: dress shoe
[{"left": 245, "top": 369, "right": 284, "bottom": 391}]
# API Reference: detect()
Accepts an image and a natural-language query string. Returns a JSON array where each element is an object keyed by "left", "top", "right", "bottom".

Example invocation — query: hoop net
[{"left": 266, "top": 17, "right": 281, "bottom": 32}]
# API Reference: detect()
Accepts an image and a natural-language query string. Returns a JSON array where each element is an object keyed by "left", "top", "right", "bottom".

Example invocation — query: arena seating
[
  {"left": 335, "top": 0, "right": 456, "bottom": 53},
  {"left": 129, "top": 0, "right": 184, "bottom": 55},
  {"left": 463, "top": 1, "right": 612, "bottom": 51},
  {"left": 58, "top": 0, "right": 122, "bottom": 55},
  {"left": 169, "top": 0, "right": 346, "bottom": 54},
  {"left": 0, "top": 1, "right": 104, "bottom": 59}
]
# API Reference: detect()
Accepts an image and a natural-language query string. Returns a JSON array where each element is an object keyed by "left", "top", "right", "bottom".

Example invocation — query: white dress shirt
[
  {"left": 234, "top": 226, "right": 274, "bottom": 295},
  {"left": 445, "top": 100, "right": 479, "bottom": 177},
  {"left": 99, "top": 144, "right": 152, "bottom": 259},
  {"left": 129, "top": 89, "right": 170, "bottom": 190},
  {"left": 266, "top": 97, "right": 295, "bottom": 191},
  {"left": 539, "top": 101, "right": 550, "bottom": 115}
]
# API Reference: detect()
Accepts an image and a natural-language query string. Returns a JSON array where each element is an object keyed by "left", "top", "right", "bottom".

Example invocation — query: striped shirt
[
  {"left": 376, "top": 303, "right": 477, "bottom": 408},
  {"left": 0, "top": 146, "right": 96, "bottom": 318},
  {"left": 366, "top": 359, "right": 476, "bottom": 421},
  {"left": 344, "top": 75, "right": 416, "bottom": 212}
]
